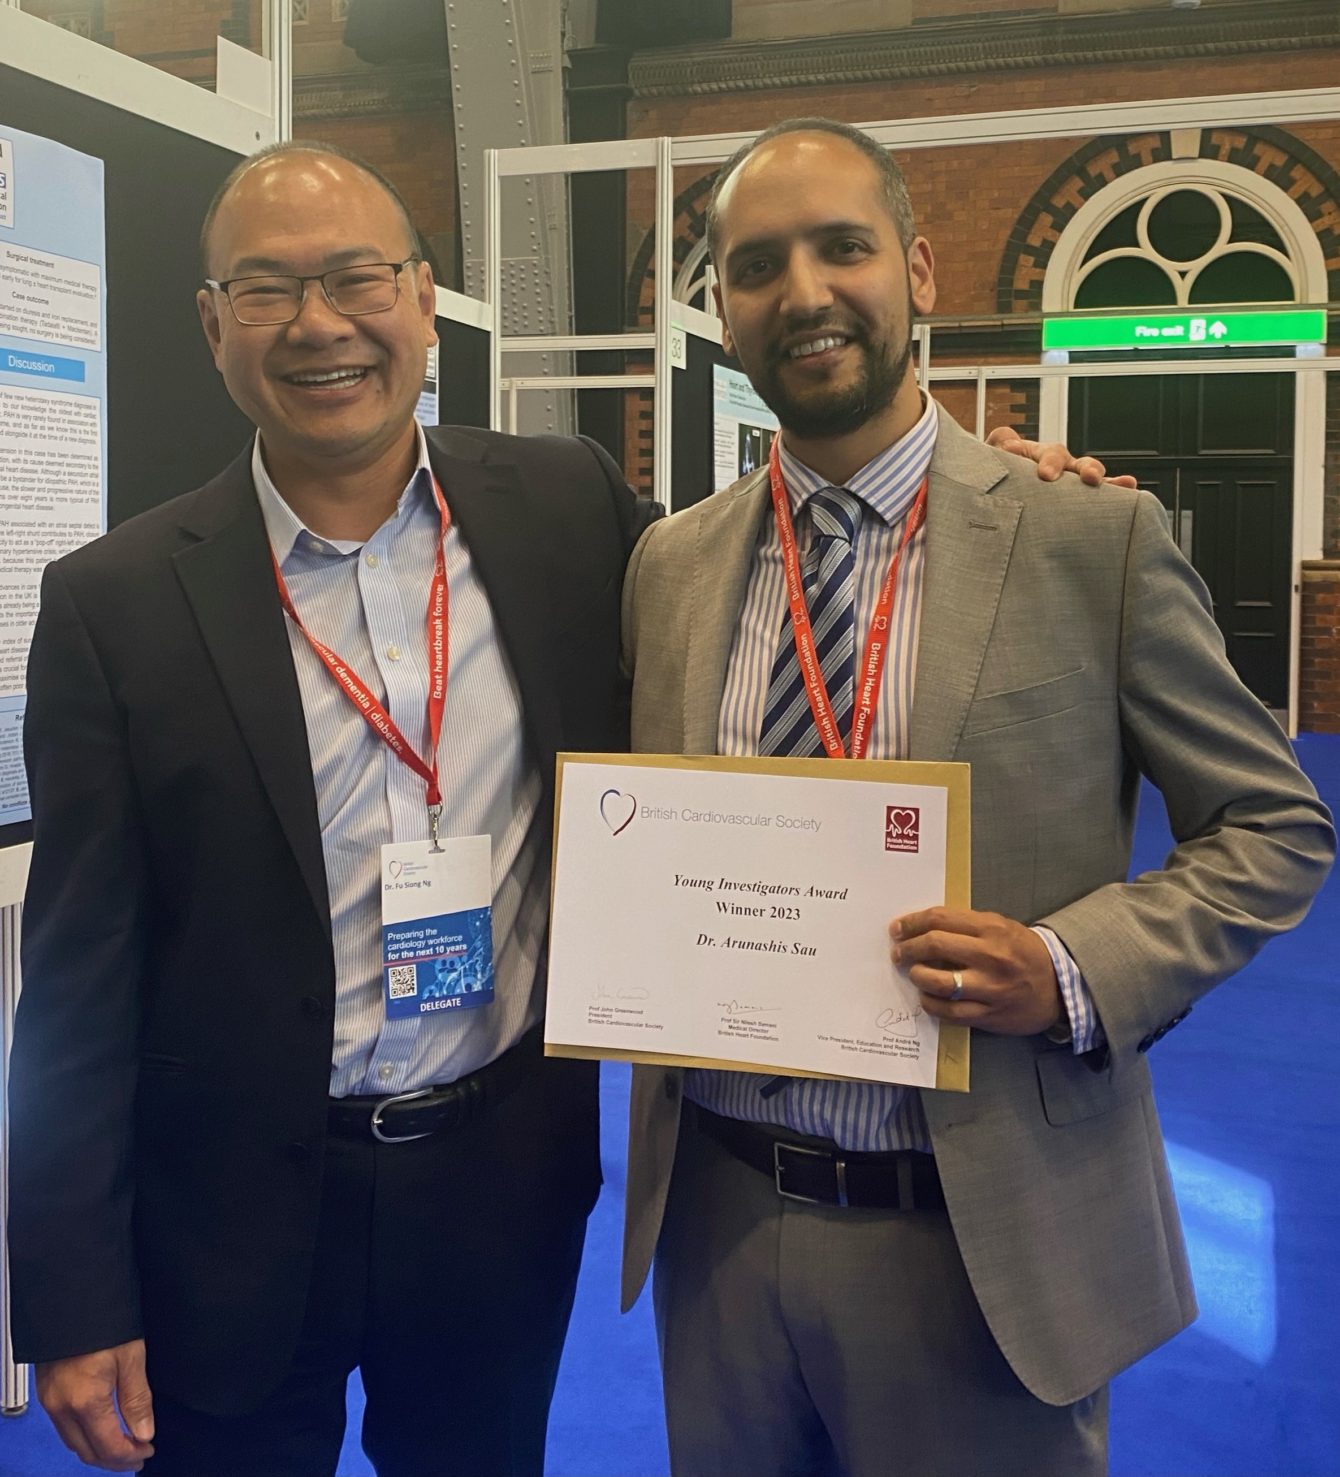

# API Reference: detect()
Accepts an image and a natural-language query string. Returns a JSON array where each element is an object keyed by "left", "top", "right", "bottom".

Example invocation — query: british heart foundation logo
[
  {"left": 885, "top": 806, "right": 920, "bottom": 853},
  {"left": 599, "top": 788, "right": 637, "bottom": 837}
]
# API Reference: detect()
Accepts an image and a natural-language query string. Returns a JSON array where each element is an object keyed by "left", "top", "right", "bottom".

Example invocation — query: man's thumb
[{"left": 117, "top": 1342, "right": 155, "bottom": 1443}]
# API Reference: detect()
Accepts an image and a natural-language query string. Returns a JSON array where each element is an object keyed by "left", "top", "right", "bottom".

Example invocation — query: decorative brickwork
[
  {"left": 1300, "top": 563, "right": 1340, "bottom": 733},
  {"left": 1000, "top": 126, "right": 1340, "bottom": 316},
  {"left": 1326, "top": 374, "right": 1340, "bottom": 562}
]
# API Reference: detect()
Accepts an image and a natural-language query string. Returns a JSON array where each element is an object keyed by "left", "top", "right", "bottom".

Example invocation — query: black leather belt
[
  {"left": 690, "top": 1103, "right": 945, "bottom": 1211},
  {"left": 328, "top": 1026, "right": 539, "bottom": 1143}
]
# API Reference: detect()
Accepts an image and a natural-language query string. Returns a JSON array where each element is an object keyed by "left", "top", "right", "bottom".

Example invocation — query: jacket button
[
  {"left": 286, "top": 1140, "right": 311, "bottom": 1162},
  {"left": 301, "top": 996, "right": 326, "bottom": 1019},
  {"left": 664, "top": 1075, "right": 680, "bottom": 1101}
]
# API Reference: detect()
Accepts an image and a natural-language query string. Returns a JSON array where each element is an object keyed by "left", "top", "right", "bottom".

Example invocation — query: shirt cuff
[{"left": 1031, "top": 925, "right": 1102, "bottom": 1054}]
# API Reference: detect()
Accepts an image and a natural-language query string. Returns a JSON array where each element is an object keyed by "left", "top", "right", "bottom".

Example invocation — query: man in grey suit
[{"left": 618, "top": 118, "right": 1334, "bottom": 1477}]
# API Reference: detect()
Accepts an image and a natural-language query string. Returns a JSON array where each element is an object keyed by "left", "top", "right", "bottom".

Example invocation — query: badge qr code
[{"left": 387, "top": 964, "right": 418, "bottom": 1000}]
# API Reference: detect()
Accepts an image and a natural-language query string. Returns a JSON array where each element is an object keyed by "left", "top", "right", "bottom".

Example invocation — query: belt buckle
[
  {"left": 772, "top": 1141, "right": 849, "bottom": 1208},
  {"left": 370, "top": 1086, "right": 436, "bottom": 1144}
]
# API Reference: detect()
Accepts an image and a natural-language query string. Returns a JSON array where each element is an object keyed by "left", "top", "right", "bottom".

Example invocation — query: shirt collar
[
  {"left": 776, "top": 392, "right": 938, "bottom": 530},
  {"left": 252, "top": 424, "right": 436, "bottom": 564}
]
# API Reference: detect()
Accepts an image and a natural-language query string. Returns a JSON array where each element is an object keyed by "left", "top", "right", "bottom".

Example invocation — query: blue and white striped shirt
[
  {"left": 685, "top": 398, "right": 1096, "bottom": 1151},
  {"left": 253, "top": 429, "right": 547, "bottom": 1098}
]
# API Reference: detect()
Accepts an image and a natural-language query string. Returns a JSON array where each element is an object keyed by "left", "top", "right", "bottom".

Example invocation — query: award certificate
[{"left": 545, "top": 754, "right": 970, "bottom": 1091}]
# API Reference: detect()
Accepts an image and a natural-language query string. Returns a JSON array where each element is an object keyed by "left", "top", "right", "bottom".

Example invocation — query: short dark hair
[
  {"left": 199, "top": 140, "right": 420, "bottom": 277},
  {"left": 704, "top": 117, "right": 916, "bottom": 263}
]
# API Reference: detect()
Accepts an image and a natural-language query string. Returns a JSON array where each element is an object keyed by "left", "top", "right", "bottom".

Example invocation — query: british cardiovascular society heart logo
[{"left": 600, "top": 788, "right": 637, "bottom": 837}]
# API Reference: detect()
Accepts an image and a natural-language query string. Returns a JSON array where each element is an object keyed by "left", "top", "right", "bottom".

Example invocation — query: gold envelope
[{"left": 546, "top": 752, "right": 971, "bottom": 1093}]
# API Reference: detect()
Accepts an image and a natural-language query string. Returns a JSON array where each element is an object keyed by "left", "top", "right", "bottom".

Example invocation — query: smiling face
[
  {"left": 712, "top": 132, "right": 936, "bottom": 468},
  {"left": 197, "top": 151, "right": 436, "bottom": 485}
]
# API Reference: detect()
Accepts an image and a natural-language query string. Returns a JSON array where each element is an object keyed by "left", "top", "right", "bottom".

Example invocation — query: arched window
[
  {"left": 1042, "top": 158, "right": 1324, "bottom": 319},
  {"left": 1075, "top": 183, "right": 1298, "bottom": 310},
  {"left": 673, "top": 235, "right": 714, "bottom": 310}
]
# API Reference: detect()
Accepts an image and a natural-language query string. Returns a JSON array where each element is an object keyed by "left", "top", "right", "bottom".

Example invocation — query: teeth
[
  {"left": 288, "top": 368, "right": 367, "bottom": 385},
  {"left": 789, "top": 336, "right": 846, "bottom": 359}
]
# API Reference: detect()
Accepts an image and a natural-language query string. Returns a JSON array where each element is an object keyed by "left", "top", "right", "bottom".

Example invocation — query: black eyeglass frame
[{"left": 203, "top": 257, "right": 421, "bottom": 324}]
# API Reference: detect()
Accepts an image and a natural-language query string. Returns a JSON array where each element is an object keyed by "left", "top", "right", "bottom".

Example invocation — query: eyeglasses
[{"left": 204, "top": 258, "right": 419, "bottom": 326}]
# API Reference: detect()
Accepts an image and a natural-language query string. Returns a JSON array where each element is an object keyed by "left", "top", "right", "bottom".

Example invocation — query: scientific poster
[
  {"left": 713, "top": 363, "right": 777, "bottom": 493},
  {"left": 0, "top": 124, "right": 107, "bottom": 830}
]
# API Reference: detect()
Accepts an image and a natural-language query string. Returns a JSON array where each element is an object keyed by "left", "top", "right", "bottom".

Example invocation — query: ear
[
  {"left": 713, "top": 281, "right": 736, "bottom": 358},
  {"left": 197, "top": 286, "right": 224, "bottom": 366},
  {"left": 907, "top": 237, "right": 936, "bottom": 317},
  {"left": 413, "top": 258, "right": 438, "bottom": 348}
]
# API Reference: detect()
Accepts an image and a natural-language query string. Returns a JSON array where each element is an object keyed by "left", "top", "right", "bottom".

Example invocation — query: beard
[{"left": 747, "top": 302, "right": 913, "bottom": 442}]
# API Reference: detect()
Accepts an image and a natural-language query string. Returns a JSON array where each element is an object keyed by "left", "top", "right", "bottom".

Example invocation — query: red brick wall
[
  {"left": 626, "top": 51, "right": 1340, "bottom": 326},
  {"left": 629, "top": 50, "right": 1340, "bottom": 144},
  {"left": 292, "top": 113, "right": 460, "bottom": 289},
  {"left": 1326, "top": 374, "right": 1340, "bottom": 561},
  {"left": 1301, "top": 564, "right": 1340, "bottom": 733}
]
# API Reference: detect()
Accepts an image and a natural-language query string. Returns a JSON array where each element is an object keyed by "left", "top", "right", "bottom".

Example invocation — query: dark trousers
[{"left": 143, "top": 1053, "right": 600, "bottom": 1477}]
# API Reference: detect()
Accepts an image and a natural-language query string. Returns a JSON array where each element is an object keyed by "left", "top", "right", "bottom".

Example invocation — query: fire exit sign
[{"left": 1041, "top": 309, "right": 1326, "bottom": 352}]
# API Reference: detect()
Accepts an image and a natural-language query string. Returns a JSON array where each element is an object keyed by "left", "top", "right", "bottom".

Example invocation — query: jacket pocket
[
  {"left": 962, "top": 665, "right": 1087, "bottom": 738},
  {"left": 1035, "top": 1044, "right": 1147, "bottom": 1127}
]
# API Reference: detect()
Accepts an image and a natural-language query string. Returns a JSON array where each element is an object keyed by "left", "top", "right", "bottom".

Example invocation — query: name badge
[{"left": 381, "top": 835, "right": 494, "bottom": 1019}]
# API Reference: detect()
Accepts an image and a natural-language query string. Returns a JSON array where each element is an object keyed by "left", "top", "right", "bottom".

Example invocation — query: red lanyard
[
  {"left": 271, "top": 475, "right": 451, "bottom": 840},
  {"left": 768, "top": 435, "right": 927, "bottom": 760}
]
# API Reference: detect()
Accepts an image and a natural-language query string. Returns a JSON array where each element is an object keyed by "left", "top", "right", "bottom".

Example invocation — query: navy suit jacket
[{"left": 8, "top": 425, "right": 656, "bottom": 1412}]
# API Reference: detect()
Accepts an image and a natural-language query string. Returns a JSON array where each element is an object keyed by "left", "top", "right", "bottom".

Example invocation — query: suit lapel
[
  {"left": 909, "top": 413, "right": 1022, "bottom": 761},
  {"left": 683, "top": 470, "right": 771, "bottom": 754},
  {"left": 172, "top": 452, "right": 330, "bottom": 924},
  {"left": 426, "top": 433, "right": 562, "bottom": 795}
]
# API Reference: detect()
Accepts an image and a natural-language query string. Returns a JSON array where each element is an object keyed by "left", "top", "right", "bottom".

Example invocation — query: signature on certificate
[
  {"left": 592, "top": 980, "right": 650, "bottom": 1001},
  {"left": 876, "top": 1005, "right": 922, "bottom": 1038},
  {"left": 718, "top": 999, "right": 778, "bottom": 1017}
]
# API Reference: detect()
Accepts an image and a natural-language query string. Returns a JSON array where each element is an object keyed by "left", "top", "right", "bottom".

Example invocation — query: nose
[
  {"left": 284, "top": 279, "right": 357, "bottom": 345},
  {"left": 779, "top": 248, "right": 833, "bottom": 321}
]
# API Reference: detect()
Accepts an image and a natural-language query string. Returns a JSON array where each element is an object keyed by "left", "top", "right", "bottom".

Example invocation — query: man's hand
[
  {"left": 36, "top": 1340, "right": 155, "bottom": 1472},
  {"left": 986, "top": 425, "right": 1140, "bottom": 489},
  {"left": 892, "top": 907, "right": 1063, "bottom": 1037}
]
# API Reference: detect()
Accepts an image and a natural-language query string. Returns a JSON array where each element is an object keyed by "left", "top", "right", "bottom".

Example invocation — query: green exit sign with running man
[{"left": 1041, "top": 309, "right": 1327, "bottom": 352}]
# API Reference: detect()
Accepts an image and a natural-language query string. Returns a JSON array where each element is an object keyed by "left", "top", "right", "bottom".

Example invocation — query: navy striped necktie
[{"left": 759, "top": 486, "right": 863, "bottom": 757}]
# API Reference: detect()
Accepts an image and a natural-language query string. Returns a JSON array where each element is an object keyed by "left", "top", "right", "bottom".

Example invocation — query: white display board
[
  {"left": 713, "top": 362, "right": 777, "bottom": 493},
  {"left": 0, "top": 123, "right": 107, "bottom": 830}
]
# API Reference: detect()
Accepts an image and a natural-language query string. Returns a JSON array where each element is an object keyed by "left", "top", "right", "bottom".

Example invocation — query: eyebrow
[
  {"left": 225, "top": 246, "right": 395, "bottom": 275},
  {"left": 724, "top": 220, "right": 876, "bottom": 271}
]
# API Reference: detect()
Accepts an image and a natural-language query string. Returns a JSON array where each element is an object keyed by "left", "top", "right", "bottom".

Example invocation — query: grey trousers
[{"left": 653, "top": 1114, "right": 1109, "bottom": 1477}]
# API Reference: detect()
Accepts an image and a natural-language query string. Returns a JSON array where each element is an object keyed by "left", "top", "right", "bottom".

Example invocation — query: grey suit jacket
[{"left": 618, "top": 405, "right": 1333, "bottom": 1405}]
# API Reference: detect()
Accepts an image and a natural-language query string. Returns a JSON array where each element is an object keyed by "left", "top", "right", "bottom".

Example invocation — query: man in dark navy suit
[{"left": 9, "top": 142, "right": 654, "bottom": 1477}]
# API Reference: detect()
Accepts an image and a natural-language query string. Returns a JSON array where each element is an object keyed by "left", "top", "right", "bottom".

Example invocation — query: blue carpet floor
[{"left": 3, "top": 735, "right": 1337, "bottom": 1476}]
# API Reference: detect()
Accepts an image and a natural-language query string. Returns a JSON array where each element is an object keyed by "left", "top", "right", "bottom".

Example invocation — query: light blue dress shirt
[{"left": 252, "top": 429, "right": 546, "bottom": 1098}]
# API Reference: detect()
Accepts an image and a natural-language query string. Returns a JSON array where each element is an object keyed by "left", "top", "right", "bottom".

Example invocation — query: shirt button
[
  {"left": 365, "top": 553, "right": 379, "bottom": 568},
  {"left": 378, "top": 1064, "right": 393, "bottom": 1082},
  {"left": 385, "top": 644, "right": 401, "bottom": 661}
]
